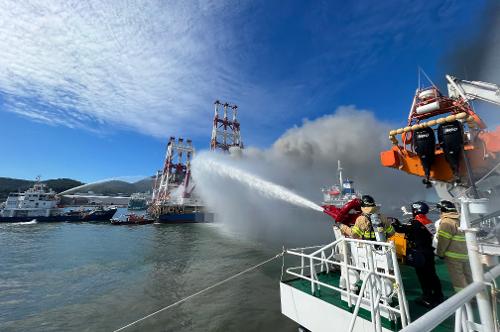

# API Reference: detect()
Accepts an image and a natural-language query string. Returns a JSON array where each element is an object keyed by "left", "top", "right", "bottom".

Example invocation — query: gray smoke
[
  {"left": 192, "top": 106, "right": 429, "bottom": 248},
  {"left": 442, "top": 1, "right": 499, "bottom": 84},
  {"left": 441, "top": 0, "right": 500, "bottom": 126}
]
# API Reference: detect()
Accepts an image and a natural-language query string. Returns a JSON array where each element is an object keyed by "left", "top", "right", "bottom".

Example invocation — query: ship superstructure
[
  {"left": 321, "top": 161, "right": 360, "bottom": 207},
  {"left": 127, "top": 192, "right": 150, "bottom": 211}
]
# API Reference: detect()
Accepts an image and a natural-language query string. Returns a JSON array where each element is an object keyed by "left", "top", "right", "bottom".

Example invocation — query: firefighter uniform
[
  {"left": 340, "top": 206, "right": 395, "bottom": 240},
  {"left": 392, "top": 212, "right": 443, "bottom": 306},
  {"left": 436, "top": 211, "right": 472, "bottom": 291}
]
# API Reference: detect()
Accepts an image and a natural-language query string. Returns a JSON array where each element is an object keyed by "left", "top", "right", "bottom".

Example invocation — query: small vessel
[
  {"left": 110, "top": 213, "right": 154, "bottom": 225},
  {"left": 127, "top": 193, "right": 150, "bottom": 211},
  {"left": 321, "top": 160, "right": 361, "bottom": 208},
  {"left": 0, "top": 180, "right": 117, "bottom": 223}
]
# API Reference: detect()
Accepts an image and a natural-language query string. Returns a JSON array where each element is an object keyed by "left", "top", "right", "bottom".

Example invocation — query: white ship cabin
[
  {"left": 322, "top": 179, "right": 359, "bottom": 206},
  {"left": 2, "top": 183, "right": 59, "bottom": 217}
]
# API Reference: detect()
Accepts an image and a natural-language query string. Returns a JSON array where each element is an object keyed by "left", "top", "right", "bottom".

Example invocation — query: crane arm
[{"left": 446, "top": 74, "right": 500, "bottom": 106}]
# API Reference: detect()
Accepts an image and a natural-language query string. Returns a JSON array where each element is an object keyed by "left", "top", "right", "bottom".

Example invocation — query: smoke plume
[{"left": 192, "top": 106, "right": 428, "bottom": 247}]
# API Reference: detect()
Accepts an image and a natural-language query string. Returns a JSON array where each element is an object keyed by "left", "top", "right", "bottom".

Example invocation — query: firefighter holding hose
[{"left": 338, "top": 195, "right": 395, "bottom": 241}]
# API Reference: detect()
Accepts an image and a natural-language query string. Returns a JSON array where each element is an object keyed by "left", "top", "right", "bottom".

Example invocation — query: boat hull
[
  {"left": 0, "top": 208, "right": 117, "bottom": 223},
  {"left": 157, "top": 212, "right": 214, "bottom": 224}
]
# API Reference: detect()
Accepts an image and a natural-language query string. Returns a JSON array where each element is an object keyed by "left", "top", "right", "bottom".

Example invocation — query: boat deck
[{"left": 284, "top": 260, "right": 456, "bottom": 331}]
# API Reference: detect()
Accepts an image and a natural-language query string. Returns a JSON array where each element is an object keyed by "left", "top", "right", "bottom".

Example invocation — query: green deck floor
[{"left": 285, "top": 260, "right": 457, "bottom": 331}]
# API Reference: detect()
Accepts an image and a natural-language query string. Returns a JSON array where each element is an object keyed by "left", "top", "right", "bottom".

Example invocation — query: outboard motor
[
  {"left": 413, "top": 126, "right": 436, "bottom": 188},
  {"left": 438, "top": 120, "right": 464, "bottom": 184}
]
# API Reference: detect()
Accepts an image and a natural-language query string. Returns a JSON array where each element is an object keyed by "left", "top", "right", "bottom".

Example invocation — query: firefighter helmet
[
  {"left": 361, "top": 195, "right": 376, "bottom": 207},
  {"left": 411, "top": 201, "right": 429, "bottom": 215},
  {"left": 436, "top": 200, "right": 457, "bottom": 213}
]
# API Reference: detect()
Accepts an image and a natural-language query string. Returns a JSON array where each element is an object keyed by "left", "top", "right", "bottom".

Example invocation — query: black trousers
[{"left": 415, "top": 252, "right": 443, "bottom": 302}]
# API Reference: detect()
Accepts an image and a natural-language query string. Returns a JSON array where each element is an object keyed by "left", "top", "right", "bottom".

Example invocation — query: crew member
[
  {"left": 339, "top": 195, "right": 395, "bottom": 240},
  {"left": 392, "top": 201, "right": 444, "bottom": 307},
  {"left": 436, "top": 200, "right": 472, "bottom": 292}
]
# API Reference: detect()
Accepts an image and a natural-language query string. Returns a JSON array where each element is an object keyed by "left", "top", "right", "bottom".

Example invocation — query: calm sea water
[{"left": 0, "top": 219, "right": 297, "bottom": 331}]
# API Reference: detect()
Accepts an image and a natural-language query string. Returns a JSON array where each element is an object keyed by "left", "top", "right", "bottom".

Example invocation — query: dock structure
[{"left": 210, "top": 100, "right": 243, "bottom": 152}]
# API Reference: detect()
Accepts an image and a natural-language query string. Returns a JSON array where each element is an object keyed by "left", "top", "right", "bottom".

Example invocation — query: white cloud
[{"left": 0, "top": 0, "right": 245, "bottom": 137}]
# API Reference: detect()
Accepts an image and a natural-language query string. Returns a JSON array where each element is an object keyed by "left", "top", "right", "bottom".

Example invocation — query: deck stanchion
[
  {"left": 343, "top": 240, "right": 352, "bottom": 307},
  {"left": 460, "top": 198, "right": 495, "bottom": 332}
]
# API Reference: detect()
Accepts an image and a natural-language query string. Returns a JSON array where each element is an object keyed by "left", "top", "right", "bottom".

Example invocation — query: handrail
[
  {"left": 285, "top": 249, "right": 398, "bottom": 280},
  {"left": 401, "top": 264, "right": 500, "bottom": 332},
  {"left": 283, "top": 237, "right": 408, "bottom": 328}
]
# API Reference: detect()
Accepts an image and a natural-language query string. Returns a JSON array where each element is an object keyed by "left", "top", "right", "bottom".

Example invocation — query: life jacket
[{"left": 415, "top": 214, "right": 436, "bottom": 236}]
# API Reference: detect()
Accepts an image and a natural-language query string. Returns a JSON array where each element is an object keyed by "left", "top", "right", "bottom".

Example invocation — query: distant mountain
[
  {"left": 0, "top": 177, "right": 84, "bottom": 199},
  {"left": 61, "top": 177, "right": 154, "bottom": 196}
]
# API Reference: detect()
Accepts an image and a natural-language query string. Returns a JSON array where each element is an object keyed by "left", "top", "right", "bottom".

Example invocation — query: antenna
[{"left": 337, "top": 160, "right": 343, "bottom": 187}]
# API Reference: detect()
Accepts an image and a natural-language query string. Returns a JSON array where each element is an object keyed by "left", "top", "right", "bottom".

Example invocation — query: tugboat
[
  {"left": 0, "top": 179, "right": 117, "bottom": 223},
  {"left": 110, "top": 213, "right": 155, "bottom": 225}
]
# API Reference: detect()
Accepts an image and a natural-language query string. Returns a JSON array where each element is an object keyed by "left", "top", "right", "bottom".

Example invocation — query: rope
[{"left": 113, "top": 252, "right": 284, "bottom": 332}]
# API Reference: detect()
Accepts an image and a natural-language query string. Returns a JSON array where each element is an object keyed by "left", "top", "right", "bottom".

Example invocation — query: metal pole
[
  {"left": 460, "top": 199, "right": 495, "bottom": 332},
  {"left": 462, "top": 152, "right": 479, "bottom": 198},
  {"left": 309, "top": 257, "right": 315, "bottom": 295},
  {"left": 454, "top": 307, "right": 462, "bottom": 332},
  {"left": 343, "top": 240, "right": 352, "bottom": 307},
  {"left": 390, "top": 242, "right": 410, "bottom": 325}
]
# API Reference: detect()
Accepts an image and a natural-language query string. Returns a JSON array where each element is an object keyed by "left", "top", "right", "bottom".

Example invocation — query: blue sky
[{"left": 0, "top": 0, "right": 495, "bottom": 182}]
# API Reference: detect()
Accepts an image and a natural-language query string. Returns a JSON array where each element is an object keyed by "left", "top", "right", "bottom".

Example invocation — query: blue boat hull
[{"left": 157, "top": 212, "right": 214, "bottom": 224}]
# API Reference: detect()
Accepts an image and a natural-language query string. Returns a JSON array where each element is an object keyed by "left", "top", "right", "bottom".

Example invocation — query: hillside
[
  {"left": 60, "top": 177, "right": 154, "bottom": 196},
  {"left": 0, "top": 177, "right": 84, "bottom": 199}
]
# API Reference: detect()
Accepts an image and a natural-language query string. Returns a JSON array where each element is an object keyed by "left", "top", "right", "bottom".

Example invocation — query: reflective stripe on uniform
[
  {"left": 438, "top": 230, "right": 453, "bottom": 239},
  {"left": 445, "top": 251, "right": 468, "bottom": 260},
  {"left": 352, "top": 226, "right": 364, "bottom": 237},
  {"left": 452, "top": 235, "right": 466, "bottom": 241},
  {"left": 385, "top": 225, "right": 395, "bottom": 234}
]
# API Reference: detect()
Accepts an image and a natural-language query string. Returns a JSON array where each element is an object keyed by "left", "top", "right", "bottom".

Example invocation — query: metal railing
[{"left": 283, "top": 238, "right": 411, "bottom": 332}]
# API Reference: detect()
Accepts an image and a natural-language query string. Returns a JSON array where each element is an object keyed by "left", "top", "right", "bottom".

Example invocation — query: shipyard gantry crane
[
  {"left": 210, "top": 100, "right": 243, "bottom": 152},
  {"left": 151, "top": 137, "right": 194, "bottom": 206},
  {"left": 381, "top": 74, "right": 500, "bottom": 188}
]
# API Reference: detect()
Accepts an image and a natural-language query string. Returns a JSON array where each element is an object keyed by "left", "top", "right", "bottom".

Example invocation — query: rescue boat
[{"left": 380, "top": 74, "right": 500, "bottom": 188}]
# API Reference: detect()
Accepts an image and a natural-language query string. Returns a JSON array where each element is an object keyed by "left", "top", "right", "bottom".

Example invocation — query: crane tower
[
  {"left": 210, "top": 100, "right": 243, "bottom": 152},
  {"left": 152, "top": 137, "right": 194, "bottom": 204}
]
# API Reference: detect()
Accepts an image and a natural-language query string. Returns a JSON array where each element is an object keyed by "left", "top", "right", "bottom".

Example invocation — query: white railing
[
  {"left": 283, "top": 238, "right": 411, "bottom": 332},
  {"left": 401, "top": 264, "right": 500, "bottom": 332}
]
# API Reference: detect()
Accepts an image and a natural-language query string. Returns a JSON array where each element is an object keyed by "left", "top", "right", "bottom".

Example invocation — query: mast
[{"left": 337, "top": 160, "right": 343, "bottom": 187}]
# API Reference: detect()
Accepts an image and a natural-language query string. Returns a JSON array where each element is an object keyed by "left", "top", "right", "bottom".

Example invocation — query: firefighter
[
  {"left": 339, "top": 195, "right": 395, "bottom": 240},
  {"left": 392, "top": 201, "right": 444, "bottom": 307},
  {"left": 436, "top": 200, "right": 473, "bottom": 292}
]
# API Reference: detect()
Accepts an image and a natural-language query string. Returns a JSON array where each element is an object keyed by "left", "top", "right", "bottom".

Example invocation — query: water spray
[{"left": 194, "top": 156, "right": 324, "bottom": 212}]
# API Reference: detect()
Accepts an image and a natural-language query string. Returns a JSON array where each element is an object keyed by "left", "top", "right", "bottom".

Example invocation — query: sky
[{"left": 0, "top": 0, "right": 497, "bottom": 182}]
